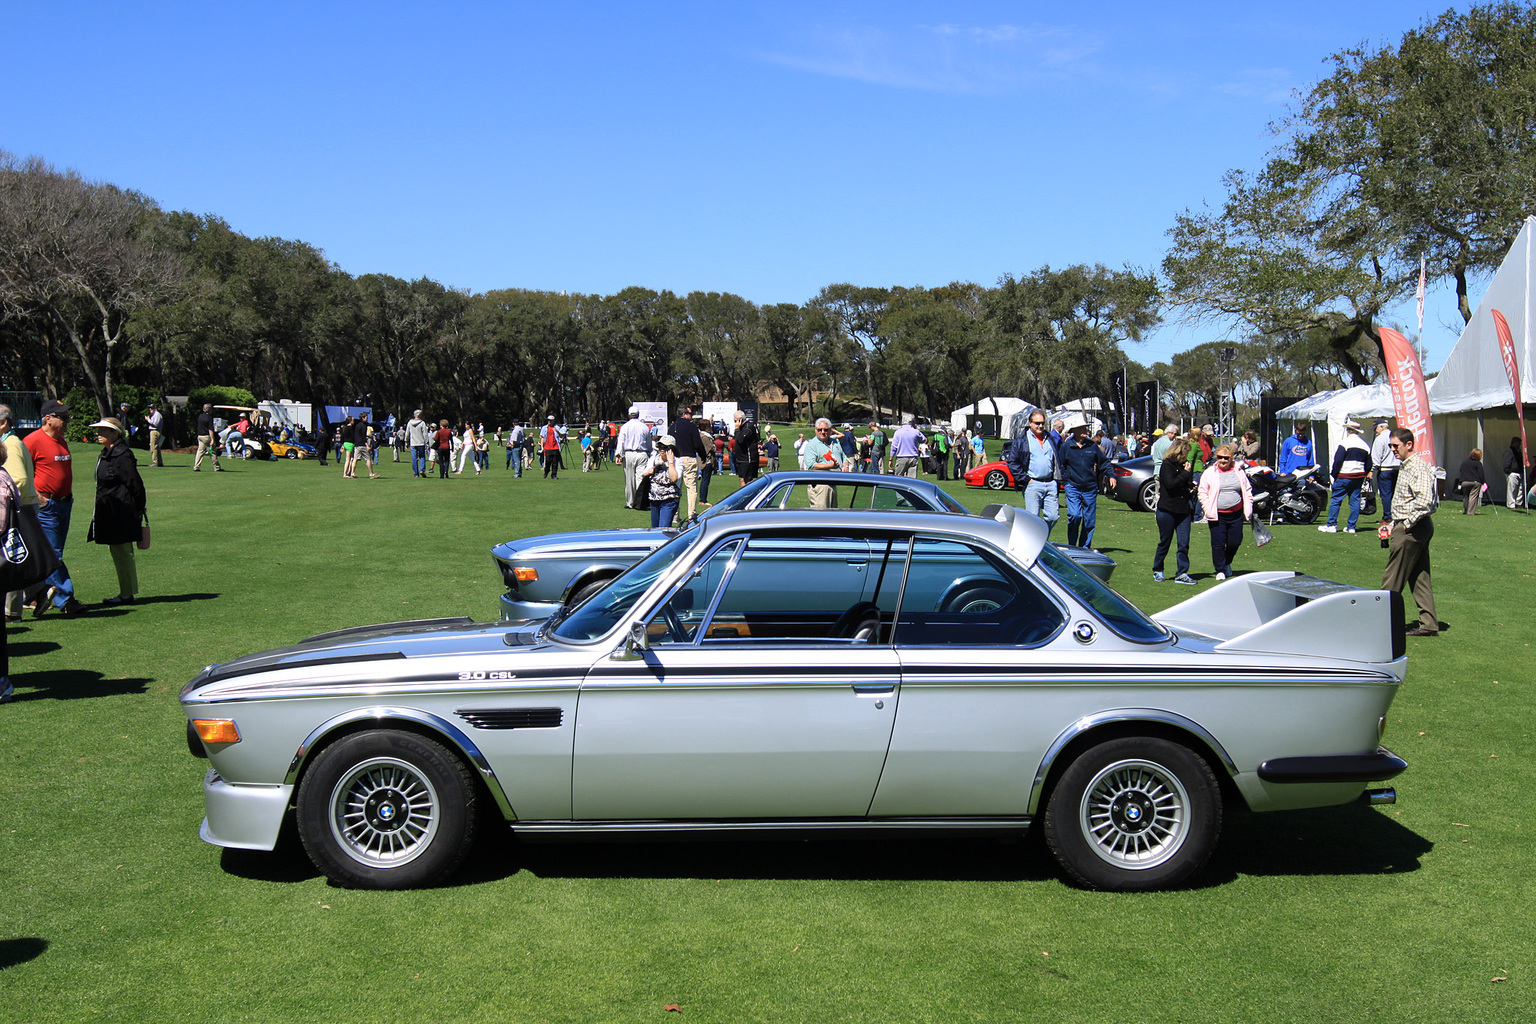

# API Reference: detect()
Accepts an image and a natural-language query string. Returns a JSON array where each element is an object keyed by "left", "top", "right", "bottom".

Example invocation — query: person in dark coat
[
  {"left": 732, "top": 411, "right": 760, "bottom": 484},
  {"left": 86, "top": 417, "right": 147, "bottom": 606},
  {"left": 1455, "top": 449, "right": 1488, "bottom": 515}
]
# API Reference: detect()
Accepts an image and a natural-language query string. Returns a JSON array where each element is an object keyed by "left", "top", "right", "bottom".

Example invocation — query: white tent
[
  {"left": 950, "top": 397, "right": 1034, "bottom": 439},
  {"left": 1420, "top": 214, "right": 1536, "bottom": 498}
]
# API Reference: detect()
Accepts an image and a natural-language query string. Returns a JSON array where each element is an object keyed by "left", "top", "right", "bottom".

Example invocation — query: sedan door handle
[{"left": 852, "top": 684, "right": 895, "bottom": 696}]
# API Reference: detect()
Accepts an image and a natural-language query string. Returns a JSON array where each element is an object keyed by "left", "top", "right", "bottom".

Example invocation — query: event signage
[
  {"left": 1379, "top": 327, "right": 1438, "bottom": 468},
  {"left": 1491, "top": 309, "right": 1530, "bottom": 469},
  {"left": 1134, "top": 381, "right": 1159, "bottom": 433}
]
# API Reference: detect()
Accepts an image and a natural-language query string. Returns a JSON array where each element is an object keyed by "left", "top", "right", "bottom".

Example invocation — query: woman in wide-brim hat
[{"left": 86, "top": 417, "right": 146, "bottom": 606}]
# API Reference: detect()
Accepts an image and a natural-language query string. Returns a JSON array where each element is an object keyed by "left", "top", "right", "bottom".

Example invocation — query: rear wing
[{"left": 1154, "top": 571, "right": 1405, "bottom": 665}]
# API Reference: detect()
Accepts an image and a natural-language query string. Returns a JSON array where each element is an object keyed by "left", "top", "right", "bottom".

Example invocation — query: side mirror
[{"left": 611, "top": 620, "right": 649, "bottom": 661}]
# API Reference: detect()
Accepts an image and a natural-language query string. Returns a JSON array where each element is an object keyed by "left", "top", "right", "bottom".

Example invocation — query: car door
[
  {"left": 573, "top": 530, "right": 901, "bottom": 820},
  {"left": 869, "top": 535, "right": 1070, "bottom": 817}
]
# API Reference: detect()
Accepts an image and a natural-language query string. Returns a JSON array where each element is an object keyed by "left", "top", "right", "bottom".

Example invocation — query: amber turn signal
[
  {"left": 193, "top": 719, "right": 241, "bottom": 745},
  {"left": 513, "top": 567, "right": 539, "bottom": 582}
]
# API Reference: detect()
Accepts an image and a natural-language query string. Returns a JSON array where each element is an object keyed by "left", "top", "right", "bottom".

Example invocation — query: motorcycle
[{"left": 1246, "top": 464, "right": 1329, "bottom": 524}]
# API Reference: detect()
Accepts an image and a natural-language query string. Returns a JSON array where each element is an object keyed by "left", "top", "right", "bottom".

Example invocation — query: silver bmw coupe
[{"left": 183, "top": 504, "right": 1406, "bottom": 892}]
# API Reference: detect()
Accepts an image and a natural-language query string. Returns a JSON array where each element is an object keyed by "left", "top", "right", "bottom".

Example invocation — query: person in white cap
[
  {"left": 1320, "top": 417, "right": 1372, "bottom": 533},
  {"left": 616, "top": 407, "right": 653, "bottom": 508}
]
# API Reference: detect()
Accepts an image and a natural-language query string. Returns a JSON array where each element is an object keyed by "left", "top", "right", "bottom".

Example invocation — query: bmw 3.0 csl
[{"left": 182, "top": 504, "right": 1407, "bottom": 891}]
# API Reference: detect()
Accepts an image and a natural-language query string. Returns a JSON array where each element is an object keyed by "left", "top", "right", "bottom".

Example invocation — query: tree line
[{"left": 5, "top": 4, "right": 1535, "bottom": 428}]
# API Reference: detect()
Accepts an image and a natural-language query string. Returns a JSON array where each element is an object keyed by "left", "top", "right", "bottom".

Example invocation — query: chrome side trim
[
  {"left": 282, "top": 706, "right": 516, "bottom": 819},
  {"left": 509, "top": 816, "right": 1031, "bottom": 835},
  {"left": 1027, "top": 709, "right": 1239, "bottom": 816}
]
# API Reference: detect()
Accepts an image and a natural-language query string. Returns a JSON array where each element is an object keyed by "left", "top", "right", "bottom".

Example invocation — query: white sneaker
[
  {"left": 1343, "top": 527, "right": 1356, "bottom": 534},
  {"left": 1214, "top": 572, "right": 1227, "bottom": 581},
  {"left": 1318, "top": 524, "right": 1337, "bottom": 533}
]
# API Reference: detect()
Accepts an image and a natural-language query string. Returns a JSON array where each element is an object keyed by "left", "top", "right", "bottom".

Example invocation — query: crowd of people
[
  {"left": 2, "top": 400, "right": 150, "bottom": 702},
  {"left": 4, "top": 393, "right": 1486, "bottom": 709}
]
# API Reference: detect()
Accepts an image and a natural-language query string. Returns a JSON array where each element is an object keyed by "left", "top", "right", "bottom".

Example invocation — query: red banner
[
  {"left": 1379, "top": 327, "right": 1438, "bottom": 468},
  {"left": 1491, "top": 309, "right": 1530, "bottom": 469}
]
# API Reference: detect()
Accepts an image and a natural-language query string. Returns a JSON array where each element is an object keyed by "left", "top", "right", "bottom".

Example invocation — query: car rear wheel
[
  {"left": 942, "top": 585, "right": 1012, "bottom": 614},
  {"left": 1043, "top": 736, "right": 1221, "bottom": 891},
  {"left": 1136, "top": 479, "right": 1158, "bottom": 513},
  {"left": 284, "top": 449, "right": 298, "bottom": 459},
  {"left": 984, "top": 469, "right": 1009, "bottom": 490},
  {"left": 296, "top": 729, "right": 478, "bottom": 889}
]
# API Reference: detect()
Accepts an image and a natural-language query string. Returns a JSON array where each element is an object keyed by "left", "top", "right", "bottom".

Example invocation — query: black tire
[
  {"left": 1042, "top": 736, "right": 1221, "bottom": 892},
  {"left": 1288, "top": 493, "right": 1321, "bottom": 525},
  {"left": 284, "top": 448, "right": 298, "bottom": 459},
  {"left": 984, "top": 469, "right": 1009, "bottom": 490},
  {"left": 296, "top": 729, "right": 478, "bottom": 889},
  {"left": 941, "top": 585, "right": 1012, "bottom": 614},
  {"left": 568, "top": 578, "right": 611, "bottom": 608},
  {"left": 1136, "top": 479, "right": 1159, "bottom": 513}
]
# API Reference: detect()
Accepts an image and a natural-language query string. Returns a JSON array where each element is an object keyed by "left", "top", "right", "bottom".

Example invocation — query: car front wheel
[
  {"left": 1043, "top": 736, "right": 1221, "bottom": 891},
  {"left": 296, "top": 729, "right": 478, "bottom": 889},
  {"left": 984, "top": 469, "right": 1009, "bottom": 490}
]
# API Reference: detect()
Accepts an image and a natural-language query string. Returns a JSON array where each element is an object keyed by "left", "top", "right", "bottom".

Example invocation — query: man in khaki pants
[
  {"left": 668, "top": 406, "right": 708, "bottom": 520},
  {"left": 145, "top": 402, "right": 164, "bottom": 467}
]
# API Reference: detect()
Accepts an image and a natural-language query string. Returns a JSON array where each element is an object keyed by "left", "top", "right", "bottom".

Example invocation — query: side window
[
  {"left": 869, "top": 486, "right": 921, "bottom": 511},
  {"left": 893, "top": 538, "right": 1063, "bottom": 646},
  {"left": 647, "top": 541, "right": 741, "bottom": 646},
  {"left": 699, "top": 533, "right": 892, "bottom": 643},
  {"left": 777, "top": 482, "right": 840, "bottom": 510}
]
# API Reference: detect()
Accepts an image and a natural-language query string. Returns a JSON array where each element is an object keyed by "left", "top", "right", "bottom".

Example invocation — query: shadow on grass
[
  {"left": 469, "top": 830, "right": 1057, "bottom": 885},
  {"left": 122, "top": 592, "right": 221, "bottom": 607},
  {"left": 0, "top": 937, "right": 48, "bottom": 969},
  {"left": 6, "top": 640, "right": 62, "bottom": 659},
  {"left": 208, "top": 806, "right": 1432, "bottom": 891},
  {"left": 15, "top": 669, "right": 152, "bottom": 701},
  {"left": 1200, "top": 805, "right": 1432, "bottom": 885}
]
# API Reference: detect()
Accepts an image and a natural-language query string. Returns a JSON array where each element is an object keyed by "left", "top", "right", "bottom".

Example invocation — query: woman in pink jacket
[{"left": 1197, "top": 444, "right": 1254, "bottom": 580}]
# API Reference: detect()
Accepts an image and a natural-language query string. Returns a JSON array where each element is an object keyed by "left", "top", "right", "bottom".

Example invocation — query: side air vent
[{"left": 457, "top": 708, "right": 563, "bottom": 730}]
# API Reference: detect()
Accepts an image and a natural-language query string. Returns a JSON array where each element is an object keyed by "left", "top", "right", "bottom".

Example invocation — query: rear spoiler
[{"left": 1154, "top": 571, "right": 1405, "bottom": 664}]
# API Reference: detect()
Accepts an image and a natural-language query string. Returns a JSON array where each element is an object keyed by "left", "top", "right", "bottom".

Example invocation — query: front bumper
[
  {"left": 199, "top": 769, "right": 292, "bottom": 851},
  {"left": 499, "top": 592, "right": 562, "bottom": 622}
]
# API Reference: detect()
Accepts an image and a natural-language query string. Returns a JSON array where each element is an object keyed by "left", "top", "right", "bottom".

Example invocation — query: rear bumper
[{"left": 1257, "top": 747, "right": 1407, "bottom": 784}]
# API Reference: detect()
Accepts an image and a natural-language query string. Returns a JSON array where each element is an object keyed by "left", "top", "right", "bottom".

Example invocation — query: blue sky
[{"left": 4, "top": 1, "right": 1484, "bottom": 373}]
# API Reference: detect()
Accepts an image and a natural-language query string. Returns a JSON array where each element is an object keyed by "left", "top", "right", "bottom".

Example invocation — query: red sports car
[{"left": 963, "top": 460, "right": 1017, "bottom": 490}]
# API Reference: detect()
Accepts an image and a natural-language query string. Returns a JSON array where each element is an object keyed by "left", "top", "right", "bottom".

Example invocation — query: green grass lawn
[{"left": 1, "top": 447, "right": 1531, "bottom": 1022}]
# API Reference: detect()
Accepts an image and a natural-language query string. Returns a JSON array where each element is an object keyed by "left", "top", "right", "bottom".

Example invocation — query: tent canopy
[
  {"left": 1432, "top": 215, "right": 1536, "bottom": 413},
  {"left": 949, "top": 397, "right": 1034, "bottom": 438}
]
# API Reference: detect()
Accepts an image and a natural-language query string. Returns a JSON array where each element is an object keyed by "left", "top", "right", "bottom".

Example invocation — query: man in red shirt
[
  {"left": 541, "top": 415, "right": 561, "bottom": 479},
  {"left": 22, "top": 400, "right": 85, "bottom": 615}
]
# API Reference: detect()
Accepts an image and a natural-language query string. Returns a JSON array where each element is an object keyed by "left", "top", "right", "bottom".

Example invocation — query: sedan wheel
[
  {"left": 984, "top": 469, "right": 1009, "bottom": 490},
  {"left": 1043, "top": 736, "right": 1220, "bottom": 891},
  {"left": 297, "top": 729, "right": 478, "bottom": 889}
]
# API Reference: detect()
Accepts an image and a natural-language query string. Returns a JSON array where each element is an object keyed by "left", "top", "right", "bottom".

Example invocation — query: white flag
[{"left": 1416, "top": 256, "right": 1427, "bottom": 332}]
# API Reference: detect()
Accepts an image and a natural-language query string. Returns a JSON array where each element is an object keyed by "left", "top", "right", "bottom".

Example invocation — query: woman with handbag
[
  {"left": 1197, "top": 445, "right": 1254, "bottom": 581},
  {"left": 86, "top": 417, "right": 147, "bottom": 606},
  {"left": 1, "top": 403, "right": 40, "bottom": 624},
  {"left": 640, "top": 434, "right": 681, "bottom": 529}
]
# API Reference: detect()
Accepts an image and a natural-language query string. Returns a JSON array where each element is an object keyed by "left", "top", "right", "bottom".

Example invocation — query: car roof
[{"left": 693, "top": 503, "right": 1049, "bottom": 567}]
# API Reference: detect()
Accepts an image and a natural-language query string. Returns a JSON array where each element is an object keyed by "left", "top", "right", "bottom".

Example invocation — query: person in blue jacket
[
  {"left": 1277, "top": 423, "right": 1316, "bottom": 476},
  {"left": 1059, "top": 423, "right": 1107, "bottom": 547}
]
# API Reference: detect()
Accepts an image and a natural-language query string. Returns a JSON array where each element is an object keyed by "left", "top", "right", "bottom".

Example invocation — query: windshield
[
  {"left": 1035, "top": 543, "right": 1169, "bottom": 643},
  {"left": 550, "top": 529, "right": 703, "bottom": 642}
]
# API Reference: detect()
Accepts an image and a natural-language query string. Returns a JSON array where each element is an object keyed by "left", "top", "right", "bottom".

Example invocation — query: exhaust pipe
[{"left": 1356, "top": 787, "right": 1396, "bottom": 806}]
